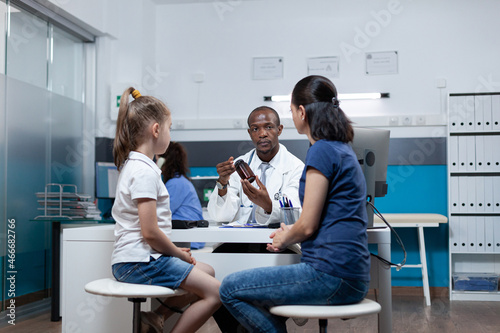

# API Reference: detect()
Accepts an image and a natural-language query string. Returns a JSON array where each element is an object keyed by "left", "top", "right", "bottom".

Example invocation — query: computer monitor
[
  {"left": 349, "top": 127, "right": 390, "bottom": 227},
  {"left": 191, "top": 176, "right": 218, "bottom": 208},
  {"left": 95, "top": 162, "right": 119, "bottom": 199}
]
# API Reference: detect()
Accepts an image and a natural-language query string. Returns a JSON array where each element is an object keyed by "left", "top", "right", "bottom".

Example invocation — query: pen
[
  {"left": 279, "top": 200, "right": 283, "bottom": 207},
  {"left": 289, "top": 200, "right": 293, "bottom": 207}
]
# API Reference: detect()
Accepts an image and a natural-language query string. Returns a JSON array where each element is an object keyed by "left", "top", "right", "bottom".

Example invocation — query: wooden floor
[{"left": 2, "top": 288, "right": 500, "bottom": 332}]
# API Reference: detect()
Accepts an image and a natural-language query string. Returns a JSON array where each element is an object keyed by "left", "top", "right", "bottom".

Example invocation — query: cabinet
[{"left": 448, "top": 92, "right": 500, "bottom": 301}]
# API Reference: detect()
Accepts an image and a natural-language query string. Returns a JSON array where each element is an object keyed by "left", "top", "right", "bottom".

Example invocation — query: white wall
[
  {"left": 146, "top": 0, "right": 500, "bottom": 140},
  {"left": 45, "top": 0, "right": 500, "bottom": 140}
]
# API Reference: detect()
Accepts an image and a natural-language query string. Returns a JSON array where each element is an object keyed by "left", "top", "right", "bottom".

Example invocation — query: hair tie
[
  {"left": 131, "top": 89, "right": 142, "bottom": 99},
  {"left": 332, "top": 96, "right": 340, "bottom": 108}
]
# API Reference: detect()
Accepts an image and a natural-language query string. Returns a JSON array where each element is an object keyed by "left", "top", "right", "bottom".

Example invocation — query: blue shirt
[
  {"left": 165, "top": 175, "right": 204, "bottom": 221},
  {"left": 299, "top": 140, "right": 370, "bottom": 281}
]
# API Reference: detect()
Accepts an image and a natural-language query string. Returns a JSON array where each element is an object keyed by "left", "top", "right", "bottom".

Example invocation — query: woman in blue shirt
[
  {"left": 219, "top": 75, "right": 370, "bottom": 333},
  {"left": 159, "top": 141, "right": 205, "bottom": 249}
]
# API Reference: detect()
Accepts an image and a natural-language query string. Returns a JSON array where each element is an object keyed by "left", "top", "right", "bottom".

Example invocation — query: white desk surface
[
  {"left": 374, "top": 213, "right": 448, "bottom": 228},
  {"left": 63, "top": 223, "right": 390, "bottom": 244}
]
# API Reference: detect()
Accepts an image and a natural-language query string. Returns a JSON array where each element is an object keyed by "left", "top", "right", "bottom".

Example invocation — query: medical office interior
[{"left": 1, "top": 0, "right": 500, "bottom": 332}]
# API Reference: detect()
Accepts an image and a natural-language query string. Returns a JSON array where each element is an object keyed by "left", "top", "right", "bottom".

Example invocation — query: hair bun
[
  {"left": 131, "top": 89, "right": 142, "bottom": 99},
  {"left": 332, "top": 96, "right": 340, "bottom": 108}
]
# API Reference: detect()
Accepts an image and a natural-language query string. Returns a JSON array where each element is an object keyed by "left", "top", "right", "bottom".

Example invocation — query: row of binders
[
  {"left": 450, "top": 216, "right": 500, "bottom": 253},
  {"left": 449, "top": 135, "right": 500, "bottom": 172},
  {"left": 449, "top": 94, "right": 500, "bottom": 132},
  {"left": 450, "top": 176, "right": 500, "bottom": 213}
]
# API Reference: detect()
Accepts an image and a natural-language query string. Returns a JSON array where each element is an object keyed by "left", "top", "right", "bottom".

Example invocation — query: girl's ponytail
[{"left": 113, "top": 87, "right": 135, "bottom": 170}]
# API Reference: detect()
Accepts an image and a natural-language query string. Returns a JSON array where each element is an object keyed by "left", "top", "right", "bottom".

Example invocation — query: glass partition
[{"left": 1, "top": 0, "right": 92, "bottom": 311}]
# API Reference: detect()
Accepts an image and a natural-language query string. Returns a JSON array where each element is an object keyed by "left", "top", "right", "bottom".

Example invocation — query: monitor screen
[
  {"left": 95, "top": 162, "right": 119, "bottom": 199},
  {"left": 191, "top": 176, "right": 218, "bottom": 208}
]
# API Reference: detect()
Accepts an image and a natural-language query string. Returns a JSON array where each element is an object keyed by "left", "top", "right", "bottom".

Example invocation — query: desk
[
  {"left": 62, "top": 225, "right": 392, "bottom": 333},
  {"left": 32, "top": 218, "right": 113, "bottom": 322},
  {"left": 374, "top": 213, "right": 448, "bottom": 306}
]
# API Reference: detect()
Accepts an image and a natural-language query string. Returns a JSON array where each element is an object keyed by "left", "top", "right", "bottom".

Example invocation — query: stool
[
  {"left": 84, "top": 278, "right": 185, "bottom": 333},
  {"left": 270, "top": 299, "right": 381, "bottom": 333}
]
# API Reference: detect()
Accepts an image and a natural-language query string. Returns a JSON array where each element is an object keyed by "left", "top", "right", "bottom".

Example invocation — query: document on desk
[{"left": 220, "top": 221, "right": 268, "bottom": 228}]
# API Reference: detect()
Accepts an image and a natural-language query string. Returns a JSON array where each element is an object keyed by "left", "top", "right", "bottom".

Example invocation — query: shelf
[
  {"left": 450, "top": 131, "right": 500, "bottom": 136},
  {"left": 450, "top": 290, "right": 500, "bottom": 301}
]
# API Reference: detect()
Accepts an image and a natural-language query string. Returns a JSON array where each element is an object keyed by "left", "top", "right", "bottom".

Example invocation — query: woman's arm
[
  {"left": 268, "top": 167, "right": 329, "bottom": 251},
  {"left": 137, "top": 198, "right": 194, "bottom": 263}
]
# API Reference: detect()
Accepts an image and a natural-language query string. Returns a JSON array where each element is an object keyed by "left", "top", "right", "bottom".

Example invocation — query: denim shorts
[{"left": 112, "top": 255, "right": 194, "bottom": 290}]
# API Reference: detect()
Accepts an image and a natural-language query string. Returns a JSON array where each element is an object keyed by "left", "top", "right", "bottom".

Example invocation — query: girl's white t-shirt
[{"left": 111, "top": 151, "right": 172, "bottom": 265}]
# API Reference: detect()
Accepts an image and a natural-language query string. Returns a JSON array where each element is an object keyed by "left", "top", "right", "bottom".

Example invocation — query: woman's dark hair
[
  {"left": 159, "top": 141, "right": 189, "bottom": 183},
  {"left": 291, "top": 75, "right": 353, "bottom": 143}
]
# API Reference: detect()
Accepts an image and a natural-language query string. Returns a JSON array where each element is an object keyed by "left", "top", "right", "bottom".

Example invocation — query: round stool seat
[
  {"left": 270, "top": 299, "right": 381, "bottom": 320},
  {"left": 85, "top": 278, "right": 186, "bottom": 298}
]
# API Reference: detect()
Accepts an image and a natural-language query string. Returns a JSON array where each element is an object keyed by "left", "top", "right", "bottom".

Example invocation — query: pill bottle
[{"left": 234, "top": 159, "right": 256, "bottom": 183}]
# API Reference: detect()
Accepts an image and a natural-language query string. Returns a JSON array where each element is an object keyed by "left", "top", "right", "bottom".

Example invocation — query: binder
[
  {"left": 484, "top": 176, "right": 494, "bottom": 213},
  {"left": 449, "top": 136, "right": 459, "bottom": 172},
  {"left": 458, "top": 136, "right": 468, "bottom": 172},
  {"left": 492, "top": 95, "right": 500, "bottom": 131},
  {"left": 493, "top": 136, "right": 500, "bottom": 171},
  {"left": 465, "top": 95, "right": 475, "bottom": 132},
  {"left": 475, "top": 135, "right": 485, "bottom": 172},
  {"left": 449, "top": 96, "right": 465, "bottom": 132},
  {"left": 465, "top": 136, "right": 476, "bottom": 171},
  {"left": 474, "top": 96, "right": 484, "bottom": 131},
  {"left": 483, "top": 136, "right": 494, "bottom": 171},
  {"left": 467, "top": 176, "right": 476, "bottom": 212},
  {"left": 449, "top": 216, "right": 460, "bottom": 252},
  {"left": 450, "top": 176, "right": 460, "bottom": 213},
  {"left": 476, "top": 216, "right": 485, "bottom": 252},
  {"left": 485, "top": 216, "right": 495, "bottom": 253},
  {"left": 459, "top": 216, "right": 468, "bottom": 252},
  {"left": 494, "top": 177, "right": 500, "bottom": 213},
  {"left": 482, "top": 95, "right": 493, "bottom": 130},
  {"left": 458, "top": 177, "right": 468, "bottom": 213},
  {"left": 475, "top": 177, "right": 485, "bottom": 212},
  {"left": 467, "top": 216, "right": 477, "bottom": 252},
  {"left": 494, "top": 218, "right": 500, "bottom": 253}
]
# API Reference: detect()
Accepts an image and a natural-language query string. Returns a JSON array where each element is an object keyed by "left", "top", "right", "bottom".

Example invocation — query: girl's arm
[
  {"left": 137, "top": 198, "right": 194, "bottom": 263},
  {"left": 268, "top": 167, "right": 328, "bottom": 251}
]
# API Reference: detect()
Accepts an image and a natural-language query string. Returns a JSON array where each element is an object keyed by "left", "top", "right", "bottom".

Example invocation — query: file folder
[
  {"left": 485, "top": 217, "right": 495, "bottom": 253},
  {"left": 476, "top": 216, "right": 485, "bottom": 252},
  {"left": 467, "top": 216, "right": 477, "bottom": 252},
  {"left": 494, "top": 218, "right": 500, "bottom": 253},
  {"left": 494, "top": 177, "right": 500, "bottom": 212},
  {"left": 475, "top": 135, "right": 484, "bottom": 172},
  {"left": 483, "top": 136, "right": 494, "bottom": 171},
  {"left": 459, "top": 216, "right": 468, "bottom": 252},
  {"left": 465, "top": 95, "right": 475, "bottom": 132},
  {"left": 481, "top": 95, "right": 492, "bottom": 130},
  {"left": 466, "top": 136, "right": 476, "bottom": 171},
  {"left": 450, "top": 176, "right": 460, "bottom": 213},
  {"left": 484, "top": 176, "right": 494, "bottom": 213},
  {"left": 449, "top": 96, "right": 465, "bottom": 132},
  {"left": 449, "top": 216, "right": 460, "bottom": 252},
  {"left": 493, "top": 136, "right": 500, "bottom": 171},
  {"left": 458, "top": 177, "right": 468, "bottom": 213},
  {"left": 458, "top": 136, "right": 468, "bottom": 172},
  {"left": 475, "top": 177, "right": 485, "bottom": 212},
  {"left": 467, "top": 176, "right": 476, "bottom": 212},
  {"left": 492, "top": 95, "right": 500, "bottom": 131},
  {"left": 449, "top": 136, "right": 459, "bottom": 172},
  {"left": 474, "top": 96, "right": 485, "bottom": 131}
]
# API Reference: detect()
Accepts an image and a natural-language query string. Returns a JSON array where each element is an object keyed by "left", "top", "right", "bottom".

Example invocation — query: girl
[
  {"left": 111, "top": 87, "right": 221, "bottom": 333},
  {"left": 219, "top": 75, "right": 371, "bottom": 333}
]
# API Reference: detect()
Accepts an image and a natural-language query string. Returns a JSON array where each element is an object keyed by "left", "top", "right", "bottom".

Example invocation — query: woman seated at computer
[
  {"left": 219, "top": 75, "right": 371, "bottom": 332},
  {"left": 158, "top": 141, "right": 204, "bottom": 249}
]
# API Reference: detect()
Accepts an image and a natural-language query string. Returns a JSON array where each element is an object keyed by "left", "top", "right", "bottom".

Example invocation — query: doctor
[{"left": 207, "top": 106, "right": 304, "bottom": 225}]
